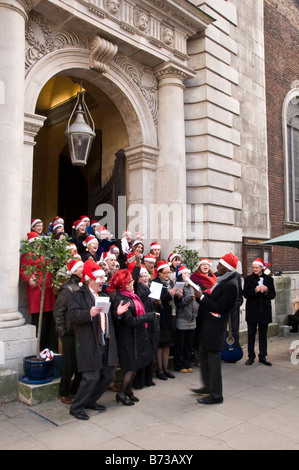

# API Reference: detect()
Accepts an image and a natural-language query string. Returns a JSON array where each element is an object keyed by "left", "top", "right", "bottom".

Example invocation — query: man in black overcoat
[
  {"left": 243, "top": 258, "right": 276, "bottom": 366},
  {"left": 68, "top": 260, "right": 129, "bottom": 420},
  {"left": 193, "top": 252, "right": 239, "bottom": 404}
]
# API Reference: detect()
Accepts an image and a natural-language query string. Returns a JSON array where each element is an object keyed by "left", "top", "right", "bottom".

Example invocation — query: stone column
[
  {"left": 22, "top": 113, "right": 47, "bottom": 239},
  {"left": 0, "top": 0, "right": 28, "bottom": 328},
  {"left": 154, "top": 61, "right": 195, "bottom": 252},
  {"left": 125, "top": 144, "right": 159, "bottom": 243},
  {"left": 0, "top": 1, "right": 36, "bottom": 377}
]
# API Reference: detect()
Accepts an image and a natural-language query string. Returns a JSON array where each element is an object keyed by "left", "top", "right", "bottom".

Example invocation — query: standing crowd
[{"left": 20, "top": 215, "right": 276, "bottom": 419}]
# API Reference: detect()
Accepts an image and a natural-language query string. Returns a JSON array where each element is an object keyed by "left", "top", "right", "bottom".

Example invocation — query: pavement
[{"left": 1, "top": 333, "right": 299, "bottom": 451}]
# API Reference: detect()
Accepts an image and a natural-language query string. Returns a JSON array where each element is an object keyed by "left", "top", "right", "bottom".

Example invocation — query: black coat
[
  {"left": 153, "top": 275, "right": 177, "bottom": 344},
  {"left": 68, "top": 286, "right": 118, "bottom": 373},
  {"left": 199, "top": 271, "right": 239, "bottom": 351},
  {"left": 132, "top": 266, "right": 160, "bottom": 353},
  {"left": 53, "top": 274, "right": 81, "bottom": 336},
  {"left": 113, "top": 291, "right": 156, "bottom": 371},
  {"left": 243, "top": 272, "right": 276, "bottom": 324}
]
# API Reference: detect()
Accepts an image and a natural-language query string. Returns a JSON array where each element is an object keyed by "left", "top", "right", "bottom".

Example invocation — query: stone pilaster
[
  {"left": 154, "top": 61, "right": 195, "bottom": 252},
  {"left": 0, "top": 1, "right": 36, "bottom": 377},
  {"left": 125, "top": 144, "right": 159, "bottom": 240}
]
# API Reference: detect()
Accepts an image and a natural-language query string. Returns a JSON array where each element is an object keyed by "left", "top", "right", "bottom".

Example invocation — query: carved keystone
[{"left": 89, "top": 35, "right": 118, "bottom": 73}]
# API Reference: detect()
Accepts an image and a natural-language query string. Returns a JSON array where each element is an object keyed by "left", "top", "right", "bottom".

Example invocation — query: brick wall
[{"left": 264, "top": 0, "right": 299, "bottom": 271}]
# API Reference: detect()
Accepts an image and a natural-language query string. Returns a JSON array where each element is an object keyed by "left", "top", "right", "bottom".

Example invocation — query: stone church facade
[{"left": 0, "top": 0, "right": 298, "bottom": 381}]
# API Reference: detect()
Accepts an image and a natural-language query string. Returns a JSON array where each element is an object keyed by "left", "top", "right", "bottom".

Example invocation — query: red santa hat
[
  {"left": 150, "top": 241, "right": 161, "bottom": 250},
  {"left": 168, "top": 252, "right": 180, "bottom": 263},
  {"left": 219, "top": 252, "right": 238, "bottom": 271},
  {"left": 83, "top": 235, "right": 98, "bottom": 247},
  {"left": 198, "top": 258, "right": 212, "bottom": 266},
  {"left": 144, "top": 253, "right": 156, "bottom": 263},
  {"left": 178, "top": 265, "right": 190, "bottom": 275},
  {"left": 31, "top": 218, "right": 42, "bottom": 228},
  {"left": 126, "top": 252, "right": 136, "bottom": 264},
  {"left": 139, "top": 267, "right": 149, "bottom": 276},
  {"left": 53, "top": 221, "right": 63, "bottom": 231},
  {"left": 67, "top": 259, "right": 83, "bottom": 275},
  {"left": 252, "top": 258, "right": 266, "bottom": 269},
  {"left": 53, "top": 216, "right": 64, "bottom": 225},
  {"left": 90, "top": 220, "right": 100, "bottom": 228},
  {"left": 109, "top": 245, "right": 119, "bottom": 254},
  {"left": 132, "top": 233, "right": 144, "bottom": 247},
  {"left": 27, "top": 232, "right": 39, "bottom": 243},
  {"left": 103, "top": 252, "right": 116, "bottom": 262},
  {"left": 80, "top": 260, "right": 106, "bottom": 286},
  {"left": 122, "top": 229, "right": 132, "bottom": 237},
  {"left": 80, "top": 215, "right": 90, "bottom": 223},
  {"left": 72, "top": 219, "right": 85, "bottom": 231},
  {"left": 157, "top": 260, "right": 169, "bottom": 272}
]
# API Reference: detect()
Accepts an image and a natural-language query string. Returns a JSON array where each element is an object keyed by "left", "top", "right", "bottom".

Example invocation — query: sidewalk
[{"left": 1, "top": 333, "right": 299, "bottom": 451}]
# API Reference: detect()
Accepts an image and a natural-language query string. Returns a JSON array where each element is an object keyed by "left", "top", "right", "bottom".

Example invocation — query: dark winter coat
[
  {"left": 53, "top": 274, "right": 81, "bottom": 336},
  {"left": 68, "top": 285, "right": 118, "bottom": 373},
  {"left": 243, "top": 272, "right": 276, "bottom": 324},
  {"left": 113, "top": 291, "right": 156, "bottom": 371},
  {"left": 132, "top": 266, "right": 160, "bottom": 354},
  {"left": 199, "top": 271, "right": 239, "bottom": 351},
  {"left": 153, "top": 275, "right": 178, "bottom": 344}
]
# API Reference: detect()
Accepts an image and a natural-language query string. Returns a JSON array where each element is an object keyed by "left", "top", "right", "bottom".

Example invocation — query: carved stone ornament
[
  {"left": 89, "top": 36, "right": 118, "bottom": 73},
  {"left": 113, "top": 54, "right": 158, "bottom": 124},
  {"left": 106, "top": 0, "right": 121, "bottom": 15},
  {"left": 25, "top": 10, "right": 88, "bottom": 72},
  {"left": 134, "top": 10, "right": 149, "bottom": 33}
]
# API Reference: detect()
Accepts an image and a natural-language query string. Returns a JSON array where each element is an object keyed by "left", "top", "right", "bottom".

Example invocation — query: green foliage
[
  {"left": 173, "top": 244, "right": 200, "bottom": 273},
  {"left": 20, "top": 234, "right": 71, "bottom": 357}
]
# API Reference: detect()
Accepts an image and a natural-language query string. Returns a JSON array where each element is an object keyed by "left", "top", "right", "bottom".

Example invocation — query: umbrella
[{"left": 260, "top": 230, "right": 299, "bottom": 249}]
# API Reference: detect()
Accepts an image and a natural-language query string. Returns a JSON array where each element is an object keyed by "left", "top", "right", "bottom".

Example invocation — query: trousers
[
  {"left": 70, "top": 344, "right": 115, "bottom": 412},
  {"left": 199, "top": 343, "right": 223, "bottom": 399},
  {"left": 247, "top": 321, "right": 268, "bottom": 359}
]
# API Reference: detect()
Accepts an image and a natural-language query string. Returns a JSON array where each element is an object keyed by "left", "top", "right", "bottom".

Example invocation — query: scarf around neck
[
  {"left": 119, "top": 289, "right": 147, "bottom": 326},
  {"left": 210, "top": 270, "right": 236, "bottom": 293},
  {"left": 190, "top": 271, "right": 217, "bottom": 291}
]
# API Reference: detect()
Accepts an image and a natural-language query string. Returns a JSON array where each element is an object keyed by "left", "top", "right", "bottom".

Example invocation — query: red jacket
[{"left": 20, "top": 253, "right": 56, "bottom": 314}]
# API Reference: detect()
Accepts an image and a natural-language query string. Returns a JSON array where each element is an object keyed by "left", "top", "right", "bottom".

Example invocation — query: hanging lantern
[{"left": 65, "top": 91, "right": 95, "bottom": 166}]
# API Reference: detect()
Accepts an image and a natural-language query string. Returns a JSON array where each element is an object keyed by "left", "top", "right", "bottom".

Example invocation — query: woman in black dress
[
  {"left": 154, "top": 260, "right": 183, "bottom": 380},
  {"left": 108, "top": 269, "right": 158, "bottom": 405}
]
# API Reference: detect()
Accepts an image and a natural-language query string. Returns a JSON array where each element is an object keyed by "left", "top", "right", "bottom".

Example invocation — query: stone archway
[{"left": 22, "top": 46, "right": 159, "bottom": 239}]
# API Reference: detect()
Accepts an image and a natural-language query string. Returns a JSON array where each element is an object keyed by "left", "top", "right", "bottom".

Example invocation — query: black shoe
[
  {"left": 163, "top": 370, "right": 175, "bottom": 379},
  {"left": 70, "top": 410, "right": 89, "bottom": 420},
  {"left": 156, "top": 371, "right": 168, "bottom": 380},
  {"left": 259, "top": 357, "right": 272, "bottom": 366},
  {"left": 126, "top": 391, "right": 139, "bottom": 402},
  {"left": 245, "top": 358, "right": 254, "bottom": 365},
  {"left": 145, "top": 381, "right": 156, "bottom": 387},
  {"left": 197, "top": 395, "right": 223, "bottom": 405},
  {"left": 190, "top": 387, "right": 209, "bottom": 395},
  {"left": 116, "top": 393, "right": 134, "bottom": 406},
  {"left": 86, "top": 404, "right": 107, "bottom": 412}
]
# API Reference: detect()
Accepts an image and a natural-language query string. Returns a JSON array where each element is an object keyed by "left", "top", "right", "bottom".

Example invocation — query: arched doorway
[
  {"left": 24, "top": 48, "right": 158, "bottom": 238},
  {"left": 31, "top": 74, "right": 130, "bottom": 232}
]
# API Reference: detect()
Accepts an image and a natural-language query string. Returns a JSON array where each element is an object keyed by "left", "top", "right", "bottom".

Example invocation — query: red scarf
[
  {"left": 119, "top": 289, "right": 147, "bottom": 327},
  {"left": 190, "top": 272, "right": 217, "bottom": 293}
]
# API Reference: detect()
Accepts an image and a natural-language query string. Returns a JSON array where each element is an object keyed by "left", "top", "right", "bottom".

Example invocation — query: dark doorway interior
[{"left": 58, "top": 154, "right": 88, "bottom": 235}]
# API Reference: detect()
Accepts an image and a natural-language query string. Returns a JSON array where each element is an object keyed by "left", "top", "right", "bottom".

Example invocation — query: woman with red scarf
[
  {"left": 108, "top": 269, "right": 158, "bottom": 405},
  {"left": 190, "top": 259, "right": 217, "bottom": 366}
]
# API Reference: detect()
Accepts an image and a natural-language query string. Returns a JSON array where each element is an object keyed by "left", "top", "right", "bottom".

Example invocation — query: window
[
  {"left": 242, "top": 237, "right": 272, "bottom": 277},
  {"left": 284, "top": 83, "right": 299, "bottom": 222}
]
